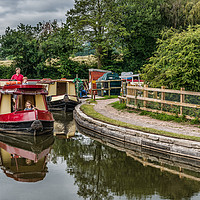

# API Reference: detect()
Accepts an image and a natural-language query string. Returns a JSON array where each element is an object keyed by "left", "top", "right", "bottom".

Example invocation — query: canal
[{"left": 0, "top": 111, "right": 200, "bottom": 200}]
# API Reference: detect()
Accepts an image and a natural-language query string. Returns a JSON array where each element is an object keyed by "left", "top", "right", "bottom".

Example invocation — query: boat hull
[
  {"left": 47, "top": 94, "right": 79, "bottom": 112},
  {"left": 0, "top": 110, "right": 54, "bottom": 135},
  {"left": 0, "top": 120, "right": 54, "bottom": 135}
]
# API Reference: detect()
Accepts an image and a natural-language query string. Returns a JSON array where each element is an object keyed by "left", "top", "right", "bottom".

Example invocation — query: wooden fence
[
  {"left": 119, "top": 85, "right": 200, "bottom": 119},
  {"left": 91, "top": 80, "right": 122, "bottom": 99}
]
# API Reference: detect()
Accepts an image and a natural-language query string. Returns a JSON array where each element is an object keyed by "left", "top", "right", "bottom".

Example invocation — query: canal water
[{"left": 0, "top": 112, "right": 200, "bottom": 200}]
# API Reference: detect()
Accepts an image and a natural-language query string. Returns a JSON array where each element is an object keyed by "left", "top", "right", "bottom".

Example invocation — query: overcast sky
[{"left": 0, "top": 0, "right": 75, "bottom": 36}]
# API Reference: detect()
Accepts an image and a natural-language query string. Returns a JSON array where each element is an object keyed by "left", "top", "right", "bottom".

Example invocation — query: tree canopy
[
  {"left": 1, "top": 0, "right": 200, "bottom": 84},
  {"left": 66, "top": 0, "right": 119, "bottom": 69},
  {"left": 142, "top": 25, "right": 200, "bottom": 91}
]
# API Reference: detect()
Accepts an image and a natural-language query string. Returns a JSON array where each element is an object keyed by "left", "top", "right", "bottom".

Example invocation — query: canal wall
[{"left": 74, "top": 104, "right": 200, "bottom": 160}]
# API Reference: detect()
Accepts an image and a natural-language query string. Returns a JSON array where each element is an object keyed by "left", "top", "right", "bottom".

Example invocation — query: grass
[
  {"left": 110, "top": 101, "right": 127, "bottom": 110},
  {"left": 111, "top": 101, "right": 200, "bottom": 125},
  {"left": 86, "top": 99, "right": 97, "bottom": 104},
  {"left": 80, "top": 104, "right": 200, "bottom": 142}
]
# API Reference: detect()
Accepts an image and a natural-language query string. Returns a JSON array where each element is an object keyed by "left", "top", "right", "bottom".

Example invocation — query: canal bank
[{"left": 74, "top": 99, "right": 200, "bottom": 159}]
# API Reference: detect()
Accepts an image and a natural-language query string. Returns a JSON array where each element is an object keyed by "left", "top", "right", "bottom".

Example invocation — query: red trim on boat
[{"left": 0, "top": 110, "right": 54, "bottom": 122}]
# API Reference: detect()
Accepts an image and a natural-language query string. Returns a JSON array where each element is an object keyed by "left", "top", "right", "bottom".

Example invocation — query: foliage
[
  {"left": 160, "top": 0, "right": 200, "bottom": 29},
  {"left": 114, "top": 0, "right": 163, "bottom": 73},
  {"left": 57, "top": 57, "right": 90, "bottom": 79},
  {"left": 66, "top": 0, "right": 120, "bottom": 68},
  {"left": 0, "top": 21, "right": 90, "bottom": 79},
  {"left": 142, "top": 25, "right": 200, "bottom": 91}
]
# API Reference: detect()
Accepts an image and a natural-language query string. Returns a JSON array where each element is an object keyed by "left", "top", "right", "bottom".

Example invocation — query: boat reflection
[
  {"left": 0, "top": 133, "right": 54, "bottom": 182},
  {"left": 53, "top": 111, "right": 76, "bottom": 139}
]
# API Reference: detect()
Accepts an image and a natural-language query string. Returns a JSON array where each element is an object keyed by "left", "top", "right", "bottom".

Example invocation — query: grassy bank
[
  {"left": 80, "top": 104, "right": 200, "bottom": 142},
  {"left": 111, "top": 101, "right": 200, "bottom": 125}
]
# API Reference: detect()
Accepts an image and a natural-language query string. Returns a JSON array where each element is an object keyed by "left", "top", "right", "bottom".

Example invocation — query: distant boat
[
  {"left": 0, "top": 83, "right": 54, "bottom": 135},
  {"left": 38, "top": 78, "right": 79, "bottom": 111}
]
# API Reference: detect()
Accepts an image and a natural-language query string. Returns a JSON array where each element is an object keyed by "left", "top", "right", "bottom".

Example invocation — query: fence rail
[{"left": 120, "top": 85, "right": 200, "bottom": 119}]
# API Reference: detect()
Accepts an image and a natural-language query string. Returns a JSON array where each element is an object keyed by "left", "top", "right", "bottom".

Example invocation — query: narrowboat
[
  {"left": 0, "top": 133, "right": 54, "bottom": 182},
  {"left": 0, "top": 83, "right": 54, "bottom": 135},
  {"left": 38, "top": 78, "right": 80, "bottom": 111}
]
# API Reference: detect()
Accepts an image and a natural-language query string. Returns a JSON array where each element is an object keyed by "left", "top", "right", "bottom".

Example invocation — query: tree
[
  {"left": 160, "top": 0, "right": 200, "bottom": 29},
  {"left": 142, "top": 25, "right": 200, "bottom": 91},
  {"left": 0, "top": 21, "right": 83, "bottom": 79},
  {"left": 66, "top": 0, "right": 119, "bottom": 69},
  {"left": 115, "top": 0, "right": 163, "bottom": 73}
]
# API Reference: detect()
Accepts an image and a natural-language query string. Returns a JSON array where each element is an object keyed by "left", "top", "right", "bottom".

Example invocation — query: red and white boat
[{"left": 0, "top": 83, "right": 54, "bottom": 135}]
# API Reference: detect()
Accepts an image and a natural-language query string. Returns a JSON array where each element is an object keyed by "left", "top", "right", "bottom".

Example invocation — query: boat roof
[
  {"left": 38, "top": 78, "right": 75, "bottom": 84},
  {"left": 0, "top": 84, "right": 48, "bottom": 95}
]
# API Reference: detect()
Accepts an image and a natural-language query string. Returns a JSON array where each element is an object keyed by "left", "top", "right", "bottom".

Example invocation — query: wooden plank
[
  {"left": 180, "top": 88, "right": 185, "bottom": 115},
  {"left": 161, "top": 86, "right": 165, "bottom": 111},
  {"left": 108, "top": 81, "right": 111, "bottom": 97},
  {"left": 127, "top": 86, "right": 200, "bottom": 96},
  {"left": 143, "top": 85, "right": 148, "bottom": 108},
  {"left": 126, "top": 95, "right": 200, "bottom": 108},
  {"left": 118, "top": 96, "right": 126, "bottom": 100}
]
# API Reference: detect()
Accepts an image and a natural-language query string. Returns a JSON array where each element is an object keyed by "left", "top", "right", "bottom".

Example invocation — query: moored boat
[
  {"left": 38, "top": 78, "right": 79, "bottom": 111},
  {"left": 0, "top": 83, "right": 54, "bottom": 135}
]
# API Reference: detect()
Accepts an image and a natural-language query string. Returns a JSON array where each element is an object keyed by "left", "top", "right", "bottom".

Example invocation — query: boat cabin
[
  {"left": 39, "top": 78, "right": 78, "bottom": 102},
  {"left": 0, "top": 84, "right": 48, "bottom": 114}
]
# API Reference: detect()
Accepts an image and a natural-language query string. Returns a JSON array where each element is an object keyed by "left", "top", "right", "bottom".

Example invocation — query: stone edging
[{"left": 74, "top": 104, "right": 200, "bottom": 159}]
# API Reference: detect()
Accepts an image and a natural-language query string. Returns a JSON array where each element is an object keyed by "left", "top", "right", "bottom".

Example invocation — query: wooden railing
[
  {"left": 120, "top": 85, "right": 200, "bottom": 119},
  {"left": 91, "top": 80, "right": 122, "bottom": 99}
]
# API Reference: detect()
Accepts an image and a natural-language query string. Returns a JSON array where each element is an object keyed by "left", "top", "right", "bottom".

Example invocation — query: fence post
[
  {"left": 101, "top": 81, "right": 103, "bottom": 96},
  {"left": 134, "top": 85, "right": 137, "bottom": 108},
  {"left": 180, "top": 87, "right": 185, "bottom": 115},
  {"left": 108, "top": 81, "right": 111, "bottom": 97},
  {"left": 127, "top": 84, "right": 130, "bottom": 105},
  {"left": 91, "top": 81, "right": 93, "bottom": 99},
  {"left": 143, "top": 84, "right": 148, "bottom": 108},
  {"left": 121, "top": 81, "right": 124, "bottom": 97},
  {"left": 161, "top": 86, "right": 165, "bottom": 111},
  {"left": 153, "top": 91, "right": 157, "bottom": 99}
]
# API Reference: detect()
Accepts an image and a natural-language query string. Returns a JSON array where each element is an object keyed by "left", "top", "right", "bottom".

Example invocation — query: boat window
[
  {"left": 57, "top": 82, "right": 67, "bottom": 95},
  {"left": 17, "top": 95, "right": 36, "bottom": 111}
]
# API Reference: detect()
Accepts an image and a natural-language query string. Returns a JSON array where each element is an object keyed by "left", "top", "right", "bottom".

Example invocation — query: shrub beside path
[{"left": 93, "top": 99, "right": 200, "bottom": 137}]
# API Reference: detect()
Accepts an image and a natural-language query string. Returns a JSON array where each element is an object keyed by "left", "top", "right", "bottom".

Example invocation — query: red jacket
[{"left": 11, "top": 74, "right": 24, "bottom": 82}]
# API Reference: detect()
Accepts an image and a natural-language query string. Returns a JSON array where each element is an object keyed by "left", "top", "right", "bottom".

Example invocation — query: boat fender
[
  {"left": 31, "top": 120, "right": 43, "bottom": 131},
  {"left": 6, "top": 81, "right": 21, "bottom": 85}
]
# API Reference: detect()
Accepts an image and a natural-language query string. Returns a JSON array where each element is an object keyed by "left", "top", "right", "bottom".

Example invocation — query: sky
[{"left": 0, "top": 0, "right": 75, "bottom": 36}]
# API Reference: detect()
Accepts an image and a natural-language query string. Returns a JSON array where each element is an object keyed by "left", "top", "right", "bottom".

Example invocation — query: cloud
[{"left": 0, "top": 0, "right": 74, "bottom": 35}]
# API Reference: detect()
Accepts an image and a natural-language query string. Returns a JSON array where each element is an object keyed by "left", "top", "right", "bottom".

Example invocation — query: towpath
[{"left": 93, "top": 98, "right": 200, "bottom": 137}]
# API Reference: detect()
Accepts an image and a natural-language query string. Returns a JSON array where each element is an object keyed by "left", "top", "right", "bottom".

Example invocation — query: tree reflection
[{"left": 52, "top": 132, "right": 200, "bottom": 200}]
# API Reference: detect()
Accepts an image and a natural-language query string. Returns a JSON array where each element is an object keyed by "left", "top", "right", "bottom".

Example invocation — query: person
[
  {"left": 22, "top": 77, "right": 28, "bottom": 85},
  {"left": 24, "top": 100, "right": 36, "bottom": 111},
  {"left": 11, "top": 67, "right": 23, "bottom": 83}
]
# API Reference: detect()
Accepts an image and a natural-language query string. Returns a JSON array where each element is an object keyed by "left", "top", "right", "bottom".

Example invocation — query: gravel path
[{"left": 93, "top": 99, "right": 200, "bottom": 137}]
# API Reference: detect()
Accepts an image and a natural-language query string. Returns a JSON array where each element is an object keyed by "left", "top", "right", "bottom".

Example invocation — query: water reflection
[
  {"left": 53, "top": 111, "right": 76, "bottom": 138},
  {"left": 51, "top": 122, "right": 200, "bottom": 200},
  {"left": 0, "top": 133, "right": 54, "bottom": 182}
]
